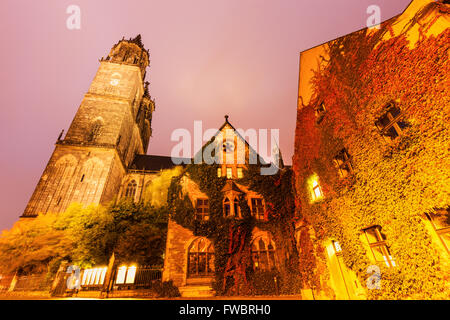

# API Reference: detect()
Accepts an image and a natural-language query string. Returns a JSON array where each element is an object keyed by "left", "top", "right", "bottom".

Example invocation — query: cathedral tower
[{"left": 22, "top": 35, "right": 155, "bottom": 217}]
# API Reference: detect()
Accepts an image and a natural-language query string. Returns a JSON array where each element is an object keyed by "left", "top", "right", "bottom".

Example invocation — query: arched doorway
[{"left": 187, "top": 237, "right": 215, "bottom": 278}]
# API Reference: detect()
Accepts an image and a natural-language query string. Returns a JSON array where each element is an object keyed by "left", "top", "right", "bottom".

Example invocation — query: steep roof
[{"left": 129, "top": 154, "right": 190, "bottom": 172}]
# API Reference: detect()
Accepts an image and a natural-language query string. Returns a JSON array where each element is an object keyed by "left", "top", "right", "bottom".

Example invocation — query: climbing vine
[
  {"left": 167, "top": 162, "right": 302, "bottom": 296},
  {"left": 293, "top": 10, "right": 449, "bottom": 300}
]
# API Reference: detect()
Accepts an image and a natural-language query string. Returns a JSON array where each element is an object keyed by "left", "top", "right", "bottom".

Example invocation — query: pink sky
[{"left": 0, "top": 0, "right": 412, "bottom": 230}]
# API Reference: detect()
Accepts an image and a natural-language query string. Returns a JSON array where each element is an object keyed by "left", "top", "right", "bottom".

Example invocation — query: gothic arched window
[
  {"left": 187, "top": 238, "right": 215, "bottom": 278},
  {"left": 125, "top": 180, "right": 137, "bottom": 200},
  {"left": 87, "top": 119, "right": 103, "bottom": 142},
  {"left": 224, "top": 198, "right": 231, "bottom": 217},
  {"left": 251, "top": 237, "right": 276, "bottom": 271}
]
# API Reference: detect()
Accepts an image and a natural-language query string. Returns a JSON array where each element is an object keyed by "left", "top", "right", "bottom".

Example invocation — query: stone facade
[{"left": 22, "top": 35, "right": 155, "bottom": 218}]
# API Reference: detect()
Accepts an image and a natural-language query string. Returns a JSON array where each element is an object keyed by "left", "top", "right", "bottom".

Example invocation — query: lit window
[
  {"left": 332, "top": 240, "right": 342, "bottom": 255},
  {"left": 115, "top": 266, "right": 127, "bottom": 284},
  {"left": 217, "top": 168, "right": 222, "bottom": 177},
  {"left": 187, "top": 238, "right": 214, "bottom": 278},
  {"left": 226, "top": 167, "right": 233, "bottom": 179},
  {"left": 125, "top": 180, "right": 137, "bottom": 199},
  {"left": 315, "top": 102, "right": 326, "bottom": 123},
  {"left": 312, "top": 180, "right": 323, "bottom": 201},
  {"left": 251, "top": 237, "right": 277, "bottom": 271},
  {"left": 375, "top": 103, "right": 407, "bottom": 141},
  {"left": 251, "top": 198, "right": 265, "bottom": 220},
  {"left": 237, "top": 167, "right": 243, "bottom": 179},
  {"left": 196, "top": 199, "right": 209, "bottom": 221},
  {"left": 333, "top": 148, "right": 353, "bottom": 178},
  {"left": 426, "top": 208, "right": 450, "bottom": 254},
  {"left": 125, "top": 266, "right": 137, "bottom": 284},
  {"left": 364, "top": 226, "right": 396, "bottom": 267}
]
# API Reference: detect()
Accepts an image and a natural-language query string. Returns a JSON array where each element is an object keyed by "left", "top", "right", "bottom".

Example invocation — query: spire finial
[{"left": 225, "top": 115, "right": 229, "bottom": 122}]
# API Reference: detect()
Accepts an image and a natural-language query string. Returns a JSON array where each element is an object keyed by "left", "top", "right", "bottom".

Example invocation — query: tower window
[
  {"left": 375, "top": 103, "right": 407, "bottom": 141},
  {"left": 251, "top": 198, "right": 265, "bottom": 220},
  {"left": 363, "top": 226, "right": 396, "bottom": 267},
  {"left": 87, "top": 119, "right": 103, "bottom": 142},
  {"left": 125, "top": 180, "right": 137, "bottom": 200},
  {"left": 333, "top": 148, "right": 353, "bottom": 178},
  {"left": 425, "top": 208, "right": 450, "bottom": 253},
  {"left": 196, "top": 199, "right": 209, "bottom": 221}
]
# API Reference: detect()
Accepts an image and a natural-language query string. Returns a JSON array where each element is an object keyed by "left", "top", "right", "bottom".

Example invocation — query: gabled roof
[
  {"left": 222, "top": 180, "right": 244, "bottom": 193},
  {"left": 129, "top": 154, "right": 190, "bottom": 172},
  {"left": 193, "top": 115, "right": 267, "bottom": 165}
]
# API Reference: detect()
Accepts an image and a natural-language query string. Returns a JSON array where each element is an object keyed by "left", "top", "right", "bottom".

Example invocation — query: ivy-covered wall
[
  {"left": 166, "top": 162, "right": 303, "bottom": 296},
  {"left": 293, "top": 3, "right": 449, "bottom": 299}
]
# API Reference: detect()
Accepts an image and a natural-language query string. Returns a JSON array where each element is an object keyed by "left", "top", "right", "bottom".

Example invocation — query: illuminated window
[
  {"left": 115, "top": 266, "right": 127, "bottom": 284},
  {"left": 224, "top": 198, "right": 231, "bottom": 217},
  {"left": 125, "top": 180, "right": 137, "bottom": 199},
  {"left": 251, "top": 198, "right": 265, "bottom": 220},
  {"left": 251, "top": 237, "right": 277, "bottom": 271},
  {"left": 426, "top": 208, "right": 450, "bottom": 254},
  {"left": 375, "top": 103, "right": 407, "bottom": 141},
  {"left": 217, "top": 168, "right": 222, "bottom": 177},
  {"left": 363, "top": 226, "right": 396, "bottom": 267},
  {"left": 125, "top": 266, "right": 137, "bottom": 284},
  {"left": 312, "top": 180, "right": 323, "bottom": 201},
  {"left": 333, "top": 149, "right": 353, "bottom": 178},
  {"left": 188, "top": 238, "right": 215, "bottom": 278},
  {"left": 196, "top": 199, "right": 209, "bottom": 221},
  {"left": 332, "top": 240, "right": 342, "bottom": 255},
  {"left": 315, "top": 102, "right": 326, "bottom": 123},
  {"left": 81, "top": 267, "right": 107, "bottom": 286},
  {"left": 237, "top": 167, "right": 243, "bottom": 179},
  {"left": 115, "top": 265, "right": 136, "bottom": 285},
  {"left": 226, "top": 167, "right": 233, "bottom": 179}
]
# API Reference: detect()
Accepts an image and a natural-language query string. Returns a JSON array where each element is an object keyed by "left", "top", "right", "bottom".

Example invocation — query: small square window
[
  {"left": 237, "top": 167, "right": 243, "bottom": 179},
  {"left": 333, "top": 148, "right": 353, "bottom": 178},
  {"left": 311, "top": 180, "right": 323, "bottom": 201},
  {"left": 375, "top": 103, "right": 407, "bottom": 141},
  {"left": 217, "top": 168, "right": 222, "bottom": 177},
  {"left": 196, "top": 199, "right": 209, "bottom": 221}
]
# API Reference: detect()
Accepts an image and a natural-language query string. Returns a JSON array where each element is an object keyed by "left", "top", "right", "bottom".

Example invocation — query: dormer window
[
  {"left": 333, "top": 148, "right": 353, "bottom": 178},
  {"left": 375, "top": 103, "right": 406, "bottom": 141},
  {"left": 224, "top": 198, "right": 231, "bottom": 217},
  {"left": 237, "top": 167, "right": 243, "bottom": 179},
  {"left": 315, "top": 102, "right": 326, "bottom": 123},
  {"left": 226, "top": 167, "right": 233, "bottom": 179}
]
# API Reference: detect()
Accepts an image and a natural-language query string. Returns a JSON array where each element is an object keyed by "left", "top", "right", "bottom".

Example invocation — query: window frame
[
  {"left": 195, "top": 198, "right": 210, "bottom": 221},
  {"left": 333, "top": 148, "right": 353, "bottom": 178},
  {"left": 251, "top": 197, "right": 265, "bottom": 220},
  {"left": 226, "top": 167, "right": 233, "bottom": 179},
  {"left": 363, "top": 225, "right": 396, "bottom": 268},
  {"left": 124, "top": 180, "right": 137, "bottom": 199},
  {"left": 425, "top": 209, "right": 450, "bottom": 254},
  {"left": 375, "top": 103, "right": 405, "bottom": 141},
  {"left": 251, "top": 237, "right": 277, "bottom": 272}
]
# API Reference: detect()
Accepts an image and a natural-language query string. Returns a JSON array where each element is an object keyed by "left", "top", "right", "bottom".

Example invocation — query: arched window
[
  {"left": 188, "top": 238, "right": 215, "bottom": 278},
  {"left": 125, "top": 180, "right": 137, "bottom": 199},
  {"left": 233, "top": 199, "right": 240, "bottom": 218},
  {"left": 251, "top": 237, "right": 276, "bottom": 271},
  {"left": 87, "top": 119, "right": 103, "bottom": 142},
  {"left": 224, "top": 197, "right": 231, "bottom": 217}
]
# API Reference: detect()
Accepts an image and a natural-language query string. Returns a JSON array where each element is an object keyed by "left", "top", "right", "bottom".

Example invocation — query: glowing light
[{"left": 125, "top": 265, "right": 137, "bottom": 284}]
